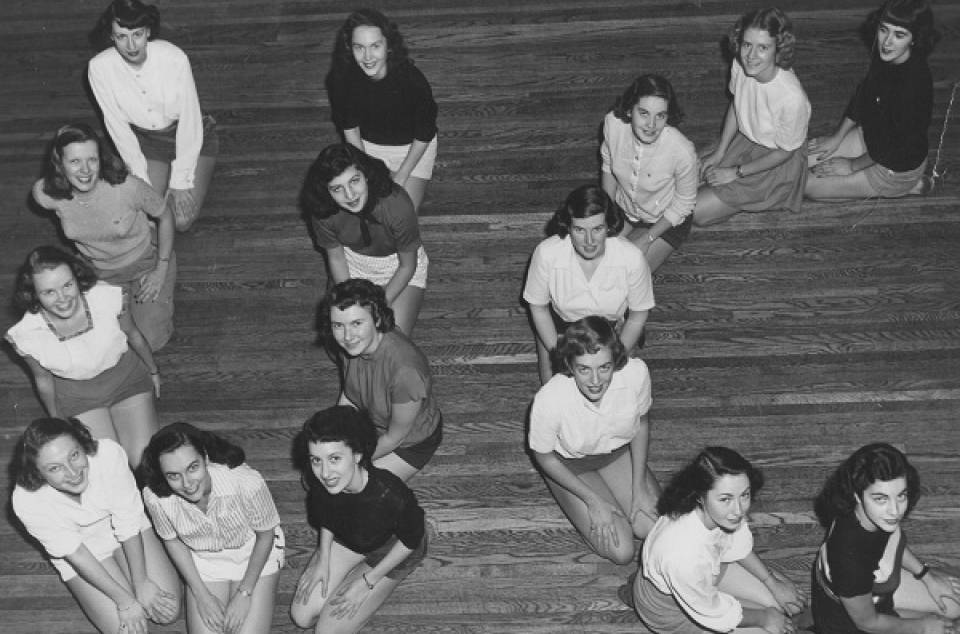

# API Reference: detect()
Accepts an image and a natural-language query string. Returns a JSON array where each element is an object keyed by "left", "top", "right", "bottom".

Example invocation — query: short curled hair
[
  {"left": 657, "top": 446, "right": 764, "bottom": 518},
  {"left": 814, "top": 442, "right": 921, "bottom": 527},
  {"left": 546, "top": 184, "right": 624, "bottom": 238},
  {"left": 333, "top": 8, "right": 410, "bottom": 76},
  {"left": 300, "top": 143, "right": 395, "bottom": 220},
  {"left": 40, "top": 123, "right": 128, "bottom": 201},
  {"left": 89, "top": 0, "right": 161, "bottom": 51},
  {"left": 293, "top": 406, "right": 379, "bottom": 488},
  {"left": 318, "top": 279, "right": 396, "bottom": 354},
  {"left": 137, "top": 422, "right": 246, "bottom": 497},
  {"left": 729, "top": 7, "right": 797, "bottom": 70},
  {"left": 14, "top": 417, "right": 99, "bottom": 491},
  {"left": 862, "top": 0, "right": 939, "bottom": 58},
  {"left": 14, "top": 246, "right": 99, "bottom": 314},
  {"left": 612, "top": 74, "right": 684, "bottom": 127},
  {"left": 555, "top": 316, "right": 629, "bottom": 376}
]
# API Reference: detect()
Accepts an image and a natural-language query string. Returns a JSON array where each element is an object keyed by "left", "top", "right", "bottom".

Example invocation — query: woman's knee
[{"left": 289, "top": 602, "right": 318, "bottom": 629}]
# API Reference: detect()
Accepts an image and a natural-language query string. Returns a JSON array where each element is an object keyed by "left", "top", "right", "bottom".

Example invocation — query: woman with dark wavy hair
[
  {"left": 6, "top": 246, "right": 161, "bottom": 468},
  {"left": 328, "top": 8, "right": 438, "bottom": 212},
  {"left": 812, "top": 443, "right": 960, "bottom": 634},
  {"left": 631, "top": 446, "right": 805, "bottom": 634},
  {"left": 523, "top": 184, "right": 653, "bottom": 384},
  {"left": 528, "top": 317, "right": 660, "bottom": 564},
  {"left": 303, "top": 143, "right": 428, "bottom": 335},
  {"left": 694, "top": 7, "right": 811, "bottom": 227},
  {"left": 319, "top": 279, "right": 442, "bottom": 481},
  {"left": 806, "top": 0, "right": 939, "bottom": 200},
  {"left": 88, "top": 0, "right": 218, "bottom": 231},
  {"left": 32, "top": 123, "right": 176, "bottom": 350},
  {"left": 139, "top": 423, "right": 283, "bottom": 634},
  {"left": 601, "top": 73, "right": 697, "bottom": 271}
]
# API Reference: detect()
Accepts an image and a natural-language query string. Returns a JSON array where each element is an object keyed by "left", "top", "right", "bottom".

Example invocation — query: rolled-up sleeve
[{"left": 662, "top": 556, "right": 743, "bottom": 632}]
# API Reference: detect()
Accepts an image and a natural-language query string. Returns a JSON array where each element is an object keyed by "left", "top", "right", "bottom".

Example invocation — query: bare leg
[
  {"left": 390, "top": 285, "right": 424, "bottom": 337},
  {"left": 73, "top": 408, "right": 119, "bottom": 443},
  {"left": 894, "top": 573, "right": 960, "bottom": 619},
  {"left": 403, "top": 176, "right": 429, "bottom": 214},
  {"left": 622, "top": 225, "right": 677, "bottom": 273},
  {"left": 313, "top": 562, "right": 404, "bottom": 634},
  {"left": 804, "top": 169, "right": 879, "bottom": 201},
  {"left": 187, "top": 574, "right": 279, "bottom": 634},
  {"left": 290, "top": 541, "right": 365, "bottom": 629},
  {"left": 373, "top": 453, "right": 420, "bottom": 482},
  {"left": 65, "top": 553, "right": 136, "bottom": 633},
  {"left": 719, "top": 562, "right": 781, "bottom": 634},
  {"left": 146, "top": 158, "right": 171, "bottom": 194},
  {"left": 595, "top": 450, "right": 661, "bottom": 539},
  {"left": 692, "top": 186, "right": 740, "bottom": 227},
  {"left": 109, "top": 391, "right": 160, "bottom": 469}
]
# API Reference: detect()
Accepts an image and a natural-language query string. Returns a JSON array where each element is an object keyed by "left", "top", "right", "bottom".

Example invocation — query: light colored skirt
[
  {"left": 51, "top": 515, "right": 153, "bottom": 581},
  {"left": 192, "top": 526, "right": 285, "bottom": 583},
  {"left": 364, "top": 136, "right": 438, "bottom": 180},
  {"left": 343, "top": 245, "right": 429, "bottom": 289}
]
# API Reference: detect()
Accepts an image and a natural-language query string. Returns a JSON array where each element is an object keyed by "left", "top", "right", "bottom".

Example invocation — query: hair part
[
  {"left": 729, "top": 7, "right": 797, "bottom": 69},
  {"left": 137, "top": 422, "right": 246, "bottom": 497},
  {"left": 613, "top": 73, "right": 684, "bottom": 126},
  {"left": 14, "top": 418, "right": 99, "bottom": 491},
  {"left": 294, "top": 406, "right": 379, "bottom": 488},
  {"left": 89, "top": 0, "right": 161, "bottom": 50},
  {"left": 657, "top": 446, "right": 764, "bottom": 517},
  {"left": 300, "top": 143, "right": 395, "bottom": 220},
  {"left": 41, "top": 123, "right": 128, "bottom": 200},
  {"left": 14, "top": 246, "right": 99, "bottom": 314},
  {"left": 333, "top": 8, "right": 410, "bottom": 75},
  {"left": 546, "top": 184, "right": 625, "bottom": 238},
  {"left": 555, "top": 316, "right": 630, "bottom": 376}
]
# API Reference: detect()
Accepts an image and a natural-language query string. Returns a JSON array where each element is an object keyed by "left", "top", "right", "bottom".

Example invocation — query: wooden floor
[{"left": 2, "top": 0, "right": 960, "bottom": 631}]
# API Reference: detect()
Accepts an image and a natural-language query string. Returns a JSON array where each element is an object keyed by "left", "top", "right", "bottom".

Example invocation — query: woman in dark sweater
[
  {"left": 806, "top": 0, "right": 939, "bottom": 200},
  {"left": 290, "top": 406, "right": 427, "bottom": 633}
]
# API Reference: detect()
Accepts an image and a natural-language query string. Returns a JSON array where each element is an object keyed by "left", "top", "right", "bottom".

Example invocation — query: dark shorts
[
  {"left": 394, "top": 416, "right": 443, "bottom": 470},
  {"left": 53, "top": 348, "right": 153, "bottom": 418},
  {"left": 625, "top": 213, "right": 693, "bottom": 249},
  {"left": 131, "top": 114, "right": 220, "bottom": 162},
  {"left": 357, "top": 531, "right": 428, "bottom": 581},
  {"left": 557, "top": 443, "right": 630, "bottom": 475}
]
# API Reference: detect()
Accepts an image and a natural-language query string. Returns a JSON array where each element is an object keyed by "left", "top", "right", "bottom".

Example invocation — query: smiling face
[
  {"left": 570, "top": 346, "right": 615, "bottom": 403},
  {"left": 35, "top": 434, "right": 90, "bottom": 497},
  {"left": 111, "top": 21, "right": 149, "bottom": 67},
  {"left": 855, "top": 477, "right": 908, "bottom": 533},
  {"left": 33, "top": 264, "right": 82, "bottom": 320},
  {"left": 158, "top": 444, "right": 213, "bottom": 507},
  {"left": 352, "top": 25, "right": 388, "bottom": 80},
  {"left": 630, "top": 96, "right": 670, "bottom": 145},
  {"left": 330, "top": 304, "right": 383, "bottom": 357},
  {"left": 698, "top": 473, "right": 752, "bottom": 532},
  {"left": 740, "top": 27, "right": 778, "bottom": 82},
  {"left": 309, "top": 440, "right": 364, "bottom": 494},
  {"left": 877, "top": 21, "right": 913, "bottom": 64},
  {"left": 60, "top": 140, "right": 100, "bottom": 193},
  {"left": 569, "top": 213, "right": 608, "bottom": 261},
  {"left": 327, "top": 165, "right": 369, "bottom": 213}
]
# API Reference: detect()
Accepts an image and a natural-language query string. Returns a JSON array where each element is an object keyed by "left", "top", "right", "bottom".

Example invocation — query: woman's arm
[
  {"left": 808, "top": 117, "right": 858, "bottom": 162},
  {"left": 66, "top": 544, "right": 150, "bottom": 634},
  {"left": 342, "top": 128, "right": 364, "bottom": 152},
  {"left": 528, "top": 303, "right": 559, "bottom": 353},
  {"left": 295, "top": 528, "right": 333, "bottom": 604},
  {"left": 739, "top": 551, "right": 805, "bottom": 615},
  {"left": 23, "top": 355, "right": 58, "bottom": 416},
  {"left": 903, "top": 547, "right": 960, "bottom": 614},
  {"left": 383, "top": 249, "right": 417, "bottom": 305},
  {"left": 619, "top": 310, "right": 648, "bottom": 350},
  {"left": 628, "top": 414, "right": 658, "bottom": 534},
  {"left": 707, "top": 147, "right": 797, "bottom": 187},
  {"left": 119, "top": 310, "right": 160, "bottom": 397},
  {"left": 137, "top": 205, "right": 175, "bottom": 302},
  {"left": 392, "top": 140, "right": 430, "bottom": 187},
  {"left": 374, "top": 400, "right": 421, "bottom": 460},
  {"left": 164, "top": 536, "right": 226, "bottom": 632},
  {"left": 700, "top": 103, "right": 739, "bottom": 178},
  {"left": 120, "top": 531, "right": 178, "bottom": 623},
  {"left": 840, "top": 592, "right": 947, "bottom": 634},
  {"left": 324, "top": 246, "right": 351, "bottom": 285},
  {"left": 87, "top": 61, "right": 149, "bottom": 183},
  {"left": 600, "top": 171, "right": 619, "bottom": 202},
  {"left": 223, "top": 528, "right": 277, "bottom": 633},
  {"left": 330, "top": 539, "right": 414, "bottom": 620}
]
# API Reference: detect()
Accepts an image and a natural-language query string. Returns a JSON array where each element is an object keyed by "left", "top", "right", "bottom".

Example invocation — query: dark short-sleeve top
[
  {"left": 310, "top": 186, "right": 420, "bottom": 257},
  {"left": 306, "top": 466, "right": 425, "bottom": 553},
  {"left": 844, "top": 53, "right": 932, "bottom": 173},
  {"left": 333, "top": 61, "right": 438, "bottom": 145}
]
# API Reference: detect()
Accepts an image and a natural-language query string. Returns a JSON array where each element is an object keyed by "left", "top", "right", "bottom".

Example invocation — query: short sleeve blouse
[
  {"left": 311, "top": 187, "right": 421, "bottom": 257},
  {"left": 729, "top": 59, "right": 810, "bottom": 151}
]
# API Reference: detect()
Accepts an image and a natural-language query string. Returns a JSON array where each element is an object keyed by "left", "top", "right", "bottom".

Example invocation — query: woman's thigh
[
  {"left": 804, "top": 170, "right": 878, "bottom": 201},
  {"left": 894, "top": 573, "right": 960, "bottom": 619},
  {"left": 718, "top": 562, "right": 777, "bottom": 609},
  {"left": 238, "top": 572, "right": 280, "bottom": 634},
  {"left": 146, "top": 159, "right": 171, "bottom": 194},
  {"left": 73, "top": 408, "right": 119, "bottom": 443},
  {"left": 291, "top": 542, "right": 366, "bottom": 626},
  {"left": 65, "top": 551, "right": 134, "bottom": 633},
  {"left": 110, "top": 391, "right": 159, "bottom": 467}
]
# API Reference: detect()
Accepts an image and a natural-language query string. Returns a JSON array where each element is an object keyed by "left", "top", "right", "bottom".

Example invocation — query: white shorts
[
  {"left": 191, "top": 526, "right": 285, "bottom": 583},
  {"left": 343, "top": 245, "right": 429, "bottom": 289},
  {"left": 363, "top": 136, "right": 438, "bottom": 180},
  {"left": 51, "top": 515, "right": 153, "bottom": 581}
]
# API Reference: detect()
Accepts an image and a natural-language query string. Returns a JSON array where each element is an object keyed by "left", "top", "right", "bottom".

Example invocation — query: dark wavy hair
[
  {"left": 41, "top": 123, "right": 129, "bottom": 200},
  {"left": 555, "top": 316, "right": 630, "bottom": 376},
  {"left": 729, "top": 7, "right": 797, "bottom": 70},
  {"left": 814, "top": 442, "right": 920, "bottom": 527},
  {"left": 300, "top": 143, "right": 396, "bottom": 220},
  {"left": 318, "top": 278, "right": 396, "bottom": 355},
  {"left": 89, "top": 0, "right": 161, "bottom": 51},
  {"left": 861, "top": 0, "right": 939, "bottom": 58},
  {"left": 546, "top": 184, "right": 624, "bottom": 238},
  {"left": 14, "top": 246, "right": 99, "bottom": 314},
  {"left": 333, "top": 8, "right": 410, "bottom": 76},
  {"left": 293, "top": 406, "right": 379, "bottom": 488},
  {"left": 14, "top": 418, "right": 99, "bottom": 491},
  {"left": 612, "top": 74, "right": 684, "bottom": 126},
  {"left": 657, "top": 447, "right": 764, "bottom": 518},
  {"left": 137, "top": 423, "right": 246, "bottom": 498}
]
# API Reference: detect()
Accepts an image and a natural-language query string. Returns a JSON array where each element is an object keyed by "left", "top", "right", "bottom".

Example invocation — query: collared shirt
[
  {"left": 730, "top": 58, "right": 810, "bottom": 151},
  {"left": 88, "top": 39, "right": 203, "bottom": 190},
  {"left": 528, "top": 358, "right": 651, "bottom": 458},
  {"left": 143, "top": 463, "right": 280, "bottom": 552},
  {"left": 523, "top": 235, "right": 654, "bottom": 323},
  {"left": 641, "top": 510, "right": 754, "bottom": 633},
  {"left": 601, "top": 113, "right": 697, "bottom": 226}
]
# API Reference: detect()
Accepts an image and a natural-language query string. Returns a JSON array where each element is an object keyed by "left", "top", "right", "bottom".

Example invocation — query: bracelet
[
  {"left": 237, "top": 586, "right": 253, "bottom": 597},
  {"left": 159, "top": 257, "right": 170, "bottom": 262},
  {"left": 736, "top": 164, "right": 746, "bottom": 179},
  {"left": 117, "top": 602, "right": 138, "bottom": 612},
  {"left": 914, "top": 563, "right": 931, "bottom": 580},
  {"left": 647, "top": 233, "right": 656, "bottom": 243},
  {"left": 361, "top": 572, "right": 375, "bottom": 590}
]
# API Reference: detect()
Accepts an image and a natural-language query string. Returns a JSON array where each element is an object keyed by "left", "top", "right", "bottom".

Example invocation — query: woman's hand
[
  {"left": 761, "top": 606, "right": 793, "bottom": 634},
  {"left": 629, "top": 483, "right": 659, "bottom": 537},
  {"left": 137, "top": 262, "right": 168, "bottom": 303},
  {"left": 193, "top": 588, "right": 226, "bottom": 633},
  {"left": 922, "top": 568, "right": 960, "bottom": 614},
  {"left": 811, "top": 157, "right": 854, "bottom": 178},
  {"left": 116, "top": 600, "right": 150, "bottom": 634},
  {"left": 586, "top": 497, "right": 626, "bottom": 553},
  {"left": 920, "top": 614, "right": 957, "bottom": 634},
  {"left": 698, "top": 150, "right": 722, "bottom": 181},
  {"left": 391, "top": 170, "right": 409, "bottom": 188},
  {"left": 704, "top": 165, "right": 738, "bottom": 187},
  {"left": 134, "top": 578, "right": 177, "bottom": 623},
  {"left": 223, "top": 589, "right": 253, "bottom": 634},
  {"left": 807, "top": 134, "right": 842, "bottom": 162},
  {"left": 167, "top": 188, "right": 197, "bottom": 230},
  {"left": 329, "top": 574, "right": 371, "bottom": 620},
  {"left": 765, "top": 569, "right": 807, "bottom": 616},
  {"left": 294, "top": 555, "right": 328, "bottom": 605}
]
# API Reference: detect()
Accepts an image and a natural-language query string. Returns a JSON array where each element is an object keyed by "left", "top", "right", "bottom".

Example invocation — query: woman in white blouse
[
  {"left": 632, "top": 446, "right": 806, "bottom": 633},
  {"left": 523, "top": 185, "right": 654, "bottom": 384},
  {"left": 88, "top": 0, "right": 217, "bottom": 231},
  {"left": 528, "top": 317, "right": 660, "bottom": 564}
]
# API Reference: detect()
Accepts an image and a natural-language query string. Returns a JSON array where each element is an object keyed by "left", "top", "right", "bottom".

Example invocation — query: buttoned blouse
[
  {"left": 601, "top": 113, "right": 698, "bottom": 226},
  {"left": 88, "top": 39, "right": 203, "bottom": 190},
  {"left": 642, "top": 510, "right": 754, "bottom": 632},
  {"left": 143, "top": 463, "right": 280, "bottom": 552},
  {"left": 523, "top": 236, "right": 654, "bottom": 323},
  {"left": 730, "top": 58, "right": 810, "bottom": 152},
  {"left": 528, "top": 358, "right": 652, "bottom": 459},
  {"left": 5, "top": 283, "right": 128, "bottom": 380}
]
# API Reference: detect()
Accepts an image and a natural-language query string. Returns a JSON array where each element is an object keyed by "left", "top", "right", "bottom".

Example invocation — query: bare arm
[
  {"left": 163, "top": 537, "right": 225, "bottom": 632},
  {"left": 619, "top": 310, "right": 648, "bottom": 351},
  {"left": 324, "top": 246, "right": 351, "bottom": 284},
  {"left": 119, "top": 310, "right": 160, "bottom": 396},
  {"left": 66, "top": 544, "right": 149, "bottom": 634},
  {"left": 383, "top": 249, "right": 417, "bottom": 305},
  {"left": 392, "top": 140, "right": 430, "bottom": 186},
  {"left": 628, "top": 414, "right": 659, "bottom": 533},
  {"left": 23, "top": 355, "right": 58, "bottom": 416},
  {"left": 528, "top": 303, "right": 559, "bottom": 352},
  {"left": 374, "top": 400, "right": 421, "bottom": 459},
  {"left": 137, "top": 206, "right": 175, "bottom": 302},
  {"left": 343, "top": 128, "right": 364, "bottom": 151},
  {"left": 223, "top": 528, "right": 277, "bottom": 633}
]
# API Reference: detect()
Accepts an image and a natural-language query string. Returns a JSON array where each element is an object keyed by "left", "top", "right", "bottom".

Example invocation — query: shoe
[
  {"left": 618, "top": 571, "right": 637, "bottom": 609},
  {"left": 908, "top": 175, "right": 934, "bottom": 197}
]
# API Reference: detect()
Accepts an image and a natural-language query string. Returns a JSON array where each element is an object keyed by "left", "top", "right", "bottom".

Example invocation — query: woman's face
[
  {"left": 33, "top": 264, "right": 82, "bottom": 320},
  {"left": 111, "top": 21, "right": 149, "bottom": 67},
  {"left": 569, "top": 213, "right": 608, "bottom": 261},
  {"left": 327, "top": 165, "right": 369, "bottom": 213},
  {"left": 877, "top": 22, "right": 913, "bottom": 64},
  {"left": 699, "top": 473, "right": 752, "bottom": 532},
  {"left": 330, "top": 303, "right": 383, "bottom": 357},
  {"left": 60, "top": 141, "right": 100, "bottom": 194},
  {"left": 35, "top": 434, "right": 90, "bottom": 497},
  {"left": 855, "top": 477, "right": 908, "bottom": 533},
  {"left": 351, "top": 25, "right": 388, "bottom": 80},
  {"left": 309, "top": 440, "right": 364, "bottom": 494},
  {"left": 570, "top": 346, "right": 615, "bottom": 403},
  {"left": 158, "top": 444, "right": 213, "bottom": 507},
  {"left": 740, "top": 27, "right": 778, "bottom": 82},
  {"left": 630, "top": 96, "right": 670, "bottom": 145}
]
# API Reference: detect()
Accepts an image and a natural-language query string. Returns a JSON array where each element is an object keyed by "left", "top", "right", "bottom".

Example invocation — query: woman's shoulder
[
  {"left": 148, "top": 39, "right": 189, "bottom": 62},
  {"left": 606, "top": 235, "right": 646, "bottom": 261},
  {"left": 661, "top": 126, "right": 696, "bottom": 156},
  {"left": 370, "top": 466, "right": 418, "bottom": 501},
  {"left": 533, "top": 234, "right": 568, "bottom": 258},
  {"left": 375, "top": 185, "right": 416, "bottom": 220},
  {"left": 379, "top": 331, "right": 429, "bottom": 368},
  {"left": 619, "top": 357, "right": 651, "bottom": 382},
  {"left": 89, "top": 45, "right": 122, "bottom": 70},
  {"left": 212, "top": 462, "right": 267, "bottom": 490}
]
